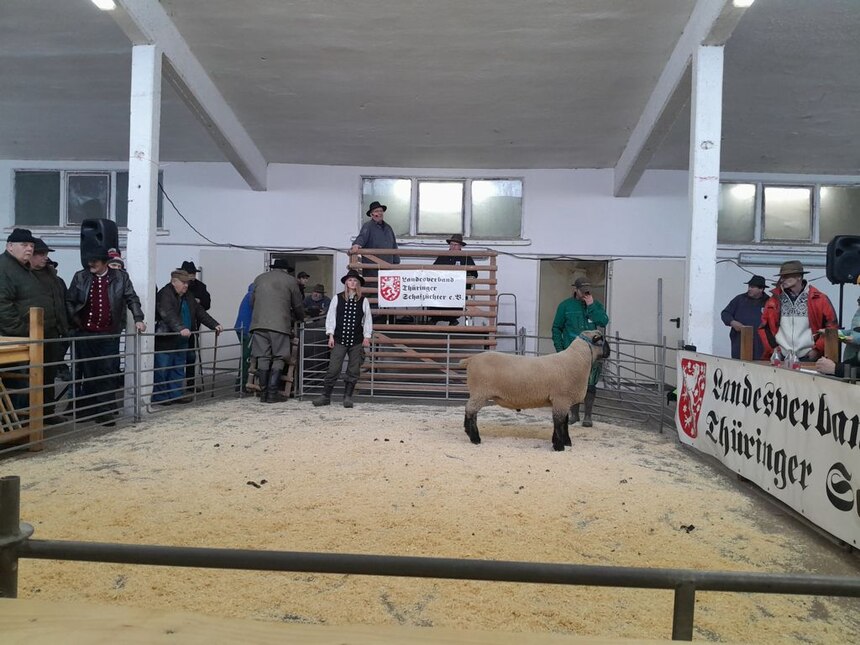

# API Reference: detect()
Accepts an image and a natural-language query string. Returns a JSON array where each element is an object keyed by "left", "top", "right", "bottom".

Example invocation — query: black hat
[
  {"left": 86, "top": 246, "right": 110, "bottom": 263},
  {"left": 297, "top": 271, "right": 310, "bottom": 279},
  {"left": 746, "top": 275, "right": 766, "bottom": 288},
  {"left": 48, "top": 259, "right": 59, "bottom": 268},
  {"left": 270, "top": 257, "right": 293, "bottom": 271},
  {"left": 340, "top": 269, "right": 366, "bottom": 286},
  {"left": 365, "top": 201, "right": 387, "bottom": 217},
  {"left": 445, "top": 233, "right": 467, "bottom": 246},
  {"left": 33, "top": 238, "right": 55, "bottom": 254},
  {"left": 572, "top": 277, "right": 591, "bottom": 289},
  {"left": 6, "top": 228, "right": 37, "bottom": 244},
  {"left": 180, "top": 261, "right": 198, "bottom": 274}
]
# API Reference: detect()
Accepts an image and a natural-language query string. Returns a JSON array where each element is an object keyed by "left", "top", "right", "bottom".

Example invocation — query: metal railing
[{"left": 1, "top": 475, "right": 858, "bottom": 640}]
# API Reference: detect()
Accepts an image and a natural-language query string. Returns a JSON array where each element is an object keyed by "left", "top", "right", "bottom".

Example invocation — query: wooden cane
[{"left": 210, "top": 332, "right": 219, "bottom": 398}]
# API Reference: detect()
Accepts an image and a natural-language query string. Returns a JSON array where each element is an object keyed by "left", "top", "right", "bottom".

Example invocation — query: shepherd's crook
[{"left": 210, "top": 332, "right": 219, "bottom": 398}]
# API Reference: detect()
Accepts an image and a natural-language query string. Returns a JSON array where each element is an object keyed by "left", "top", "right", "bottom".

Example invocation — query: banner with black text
[{"left": 377, "top": 270, "right": 466, "bottom": 308}]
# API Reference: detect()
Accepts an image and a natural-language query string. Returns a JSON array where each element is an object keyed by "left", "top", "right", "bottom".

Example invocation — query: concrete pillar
[
  {"left": 125, "top": 44, "right": 161, "bottom": 405},
  {"left": 685, "top": 45, "right": 724, "bottom": 354}
]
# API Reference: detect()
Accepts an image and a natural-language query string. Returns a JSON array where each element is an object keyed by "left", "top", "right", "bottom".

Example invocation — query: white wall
[{"left": 5, "top": 158, "right": 853, "bottom": 357}]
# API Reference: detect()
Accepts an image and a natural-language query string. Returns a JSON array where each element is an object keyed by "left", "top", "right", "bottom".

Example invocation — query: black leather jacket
[{"left": 66, "top": 268, "right": 145, "bottom": 334}]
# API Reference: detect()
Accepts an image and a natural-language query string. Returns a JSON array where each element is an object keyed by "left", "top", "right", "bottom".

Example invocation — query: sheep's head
[{"left": 578, "top": 330, "right": 611, "bottom": 360}]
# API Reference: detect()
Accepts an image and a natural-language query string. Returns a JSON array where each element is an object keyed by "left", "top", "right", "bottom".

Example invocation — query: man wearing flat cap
[
  {"left": 249, "top": 257, "right": 305, "bottom": 403},
  {"left": 350, "top": 201, "right": 400, "bottom": 278},
  {"left": 720, "top": 275, "right": 769, "bottom": 360},
  {"left": 552, "top": 277, "right": 609, "bottom": 427},
  {"left": 759, "top": 260, "right": 837, "bottom": 362},
  {"left": 432, "top": 234, "right": 478, "bottom": 325},
  {"left": 152, "top": 269, "right": 222, "bottom": 404},
  {"left": 66, "top": 246, "right": 147, "bottom": 424}
]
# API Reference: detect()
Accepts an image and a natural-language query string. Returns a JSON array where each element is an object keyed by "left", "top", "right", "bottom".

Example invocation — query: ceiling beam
[
  {"left": 111, "top": 0, "right": 268, "bottom": 191},
  {"left": 613, "top": 0, "right": 750, "bottom": 197}
]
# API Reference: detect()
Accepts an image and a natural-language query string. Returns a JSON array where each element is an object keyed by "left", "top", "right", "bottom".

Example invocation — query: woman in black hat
[{"left": 313, "top": 269, "right": 372, "bottom": 408}]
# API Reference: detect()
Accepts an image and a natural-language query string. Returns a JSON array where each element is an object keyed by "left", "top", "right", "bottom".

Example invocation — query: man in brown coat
[{"left": 250, "top": 258, "right": 305, "bottom": 403}]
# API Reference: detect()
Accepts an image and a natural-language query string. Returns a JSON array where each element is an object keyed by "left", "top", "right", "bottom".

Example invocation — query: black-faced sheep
[{"left": 460, "top": 330, "right": 610, "bottom": 451}]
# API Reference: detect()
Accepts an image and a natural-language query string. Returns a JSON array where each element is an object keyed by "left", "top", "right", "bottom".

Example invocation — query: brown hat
[
  {"left": 341, "top": 269, "right": 366, "bottom": 286},
  {"left": 171, "top": 269, "right": 193, "bottom": 282},
  {"left": 775, "top": 260, "right": 808, "bottom": 278},
  {"left": 445, "top": 233, "right": 467, "bottom": 246},
  {"left": 312, "top": 283, "right": 326, "bottom": 294}
]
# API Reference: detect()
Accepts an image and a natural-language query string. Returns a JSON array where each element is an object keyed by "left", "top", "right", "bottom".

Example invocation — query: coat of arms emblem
[
  {"left": 677, "top": 358, "right": 707, "bottom": 439},
  {"left": 379, "top": 275, "right": 401, "bottom": 301}
]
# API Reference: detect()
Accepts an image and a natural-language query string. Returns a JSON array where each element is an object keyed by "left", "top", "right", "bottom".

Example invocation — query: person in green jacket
[{"left": 551, "top": 277, "right": 609, "bottom": 427}]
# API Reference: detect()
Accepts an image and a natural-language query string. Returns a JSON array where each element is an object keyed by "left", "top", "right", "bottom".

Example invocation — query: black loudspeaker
[
  {"left": 80, "top": 218, "right": 119, "bottom": 268},
  {"left": 826, "top": 235, "right": 860, "bottom": 285}
]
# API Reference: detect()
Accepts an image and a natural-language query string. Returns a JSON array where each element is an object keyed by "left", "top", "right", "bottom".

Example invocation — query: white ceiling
[{"left": 1, "top": 0, "right": 858, "bottom": 174}]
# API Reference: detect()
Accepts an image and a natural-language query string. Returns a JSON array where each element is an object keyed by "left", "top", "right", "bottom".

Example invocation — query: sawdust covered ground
[{"left": 6, "top": 398, "right": 860, "bottom": 642}]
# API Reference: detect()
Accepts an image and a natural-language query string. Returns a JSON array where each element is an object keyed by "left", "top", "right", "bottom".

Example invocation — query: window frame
[{"left": 360, "top": 175, "right": 525, "bottom": 242}]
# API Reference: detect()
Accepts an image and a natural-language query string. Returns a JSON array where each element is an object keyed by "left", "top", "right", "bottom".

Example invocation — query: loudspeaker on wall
[
  {"left": 826, "top": 235, "right": 860, "bottom": 285},
  {"left": 80, "top": 218, "right": 119, "bottom": 268}
]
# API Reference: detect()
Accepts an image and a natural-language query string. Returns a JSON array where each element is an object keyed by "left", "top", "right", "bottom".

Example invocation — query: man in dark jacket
[
  {"left": 66, "top": 247, "right": 146, "bottom": 424},
  {"left": 432, "top": 233, "right": 478, "bottom": 325},
  {"left": 30, "top": 238, "right": 70, "bottom": 422},
  {"left": 720, "top": 275, "right": 769, "bottom": 359},
  {"left": 350, "top": 201, "right": 400, "bottom": 276},
  {"left": 250, "top": 258, "right": 305, "bottom": 403},
  {"left": 179, "top": 260, "right": 211, "bottom": 392},
  {"left": 152, "top": 269, "right": 222, "bottom": 404}
]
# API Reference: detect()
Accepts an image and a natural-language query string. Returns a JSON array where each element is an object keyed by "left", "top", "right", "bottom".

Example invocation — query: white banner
[
  {"left": 676, "top": 353, "right": 860, "bottom": 547},
  {"left": 377, "top": 270, "right": 467, "bottom": 308}
]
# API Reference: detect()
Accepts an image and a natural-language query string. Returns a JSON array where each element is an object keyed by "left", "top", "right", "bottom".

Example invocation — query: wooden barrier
[
  {"left": 348, "top": 248, "right": 498, "bottom": 396},
  {"left": 0, "top": 307, "right": 44, "bottom": 450},
  {"left": 738, "top": 325, "right": 839, "bottom": 365}
]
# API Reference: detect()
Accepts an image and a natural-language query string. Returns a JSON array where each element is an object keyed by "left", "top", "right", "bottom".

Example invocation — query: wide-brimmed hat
[
  {"left": 312, "top": 283, "right": 326, "bottom": 294},
  {"left": 341, "top": 269, "right": 366, "bottom": 286},
  {"left": 33, "top": 238, "right": 55, "bottom": 254},
  {"left": 180, "top": 260, "right": 198, "bottom": 274},
  {"left": 775, "top": 260, "right": 808, "bottom": 278},
  {"left": 270, "top": 257, "right": 293, "bottom": 271},
  {"left": 171, "top": 269, "right": 193, "bottom": 282},
  {"left": 445, "top": 233, "right": 467, "bottom": 246},
  {"left": 746, "top": 275, "right": 766, "bottom": 288},
  {"left": 7, "top": 228, "right": 37, "bottom": 244},
  {"left": 365, "top": 201, "right": 387, "bottom": 216},
  {"left": 86, "top": 246, "right": 110, "bottom": 263}
]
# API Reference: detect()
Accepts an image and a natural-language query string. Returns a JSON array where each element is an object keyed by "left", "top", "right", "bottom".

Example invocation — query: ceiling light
[
  {"left": 732, "top": 0, "right": 755, "bottom": 7},
  {"left": 91, "top": 0, "right": 116, "bottom": 10}
]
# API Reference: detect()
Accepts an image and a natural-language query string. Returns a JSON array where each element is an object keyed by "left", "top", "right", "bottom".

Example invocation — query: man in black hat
[
  {"left": 432, "top": 234, "right": 477, "bottom": 325},
  {"left": 66, "top": 246, "right": 146, "bottom": 425},
  {"left": 30, "top": 239, "right": 71, "bottom": 422},
  {"left": 0, "top": 228, "right": 45, "bottom": 337},
  {"left": 179, "top": 260, "right": 212, "bottom": 393},
  {"left": 296, "top": 271, "right": 310, "bottom": 297},
  {"left": 720, "top": 274, "right": 769, "bottom": 360},
  {"left": 249, "top": 257, "right": 305, "bottom": 403},
  {"left": 350, "top": 201, "right": 400, "bottom": 277}
]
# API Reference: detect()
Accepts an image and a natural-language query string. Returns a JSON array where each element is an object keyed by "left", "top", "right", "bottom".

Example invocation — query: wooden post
[
  {"left": 28, "top": 307, "right": 44, "bottom": 451},
  {"left": 739, "top": 326, "right": 753, "bottom": 361},
  {"left": 824, "top": 328, "right": 840, "bottom": 363}
]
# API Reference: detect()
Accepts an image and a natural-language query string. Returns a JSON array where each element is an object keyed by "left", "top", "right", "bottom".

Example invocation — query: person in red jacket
[{"left": 759, "top": 260, "right": 838, "bottom": 361}]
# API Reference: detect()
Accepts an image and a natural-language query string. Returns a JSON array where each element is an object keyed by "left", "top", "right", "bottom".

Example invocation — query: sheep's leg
[
  {"left": 464, "top": 399, "right": 484, "bottom": 444},
  {"left": 561, "top": 413, "right": 572, "bottom": 447},
  {"left": 551, "top": 410, "right": 567, "bottom": 451}
]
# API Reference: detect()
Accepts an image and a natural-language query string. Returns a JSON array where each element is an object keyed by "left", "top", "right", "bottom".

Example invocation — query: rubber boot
[
  {"left": 582, "top": 390, "right": 596, "bottom": 427},
  {"left": 313, "top": 383, "right": 334, "bottom": 407},
  {"left": 343, "top": 381, "right": 356, "bottom": 408},
  {"left": 257, "top": 370, "right": 271, "bottom": 403},
  {"left": 569, "top": 404, "right": 580, "bottom": 425},
  {"left": 266, "top": 369, "right": 285, "bottom": 403}
]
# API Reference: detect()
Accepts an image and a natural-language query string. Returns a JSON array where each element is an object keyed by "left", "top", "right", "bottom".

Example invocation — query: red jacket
[{"left": 758, "top": 284, "right": 837, "bottom": 359}]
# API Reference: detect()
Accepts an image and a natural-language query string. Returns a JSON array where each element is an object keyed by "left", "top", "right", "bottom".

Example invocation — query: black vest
[{"left": 334, "top": 293, "right": 365, "bottom": 346}]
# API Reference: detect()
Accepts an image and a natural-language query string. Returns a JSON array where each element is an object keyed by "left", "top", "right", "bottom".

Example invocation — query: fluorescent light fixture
[
  {"left": 91, "top": 0, "right": 116, "bottom": 10},
  {"left": 733, "top": 0, "right": 755, "bottom": 7},
  {"left": 738, "top": 253, "right": 826, "bottom": 268}
]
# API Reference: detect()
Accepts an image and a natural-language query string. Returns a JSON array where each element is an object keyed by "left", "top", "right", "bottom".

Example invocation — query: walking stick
[{"left": 210, "top": 332, "right": 219, "bottom": 398}]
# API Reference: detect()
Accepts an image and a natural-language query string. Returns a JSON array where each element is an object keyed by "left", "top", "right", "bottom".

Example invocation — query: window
[
  {"left": 14, "top": 169, "right": 164, "bottom": 229},
  {"left": 718, "top": 181, "right": 860, "bottom": 246},
  {"left": 361, "top": 176, "right": 524, "bottom": 240}
]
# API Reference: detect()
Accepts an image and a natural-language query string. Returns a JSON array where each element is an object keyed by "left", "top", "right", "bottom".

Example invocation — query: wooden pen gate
[{"left": 347, "top": 247, "right": 498, "bottom": 397}]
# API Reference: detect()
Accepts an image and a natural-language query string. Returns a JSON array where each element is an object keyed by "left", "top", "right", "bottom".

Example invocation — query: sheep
[{"left": 460, "top": 330, "right": 610, "bottom": 451}]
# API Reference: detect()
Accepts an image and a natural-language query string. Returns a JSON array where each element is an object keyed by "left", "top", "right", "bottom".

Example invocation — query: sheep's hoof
[
  {"left": 564, "top": 437, "right": 572, "bottom": 447},
  {"left": 469, "top": 434, "right": 481, "bottom": 445},
  {"left": 552, "top": 442, "right": 565, "bottom": 451}
]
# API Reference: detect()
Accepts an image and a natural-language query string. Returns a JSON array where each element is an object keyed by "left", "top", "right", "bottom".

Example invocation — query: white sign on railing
[
  {"left": 377, "top": 270, "right": 466, "bottom": 308},
  {"left": 675, "top": 352, "right": 860, "bottom": 546}
]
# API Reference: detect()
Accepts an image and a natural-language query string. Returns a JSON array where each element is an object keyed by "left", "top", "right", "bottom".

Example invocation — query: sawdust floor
[{"left": 5, "top": 399, "right": 860, "bottom": 643}]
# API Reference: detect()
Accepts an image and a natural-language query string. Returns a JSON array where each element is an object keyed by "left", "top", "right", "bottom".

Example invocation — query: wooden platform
[{"left": 0, "top": 598, "right": 707, "bottom": 644}]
